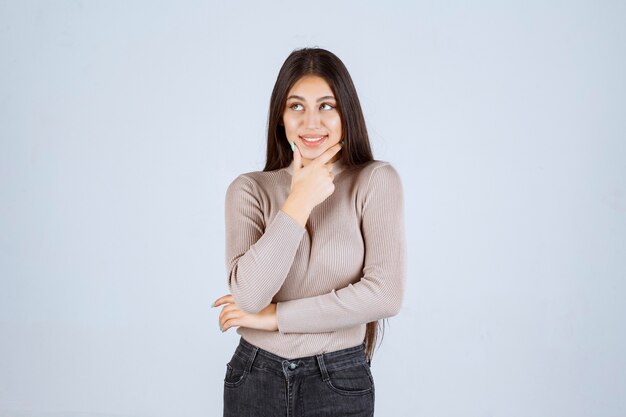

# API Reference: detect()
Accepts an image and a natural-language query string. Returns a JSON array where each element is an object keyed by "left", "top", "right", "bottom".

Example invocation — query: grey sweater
[{"left": 224, "top": 157, "right": 406, "bottom": 359}]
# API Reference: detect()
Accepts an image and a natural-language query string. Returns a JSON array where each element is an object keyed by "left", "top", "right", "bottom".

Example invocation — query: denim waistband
[{"left": 232, "top": 336, "right": 370, "bottom": 378}]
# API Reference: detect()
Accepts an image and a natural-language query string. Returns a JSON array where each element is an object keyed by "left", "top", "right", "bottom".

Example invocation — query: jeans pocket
[
  {"left": 223, "top": 352, "right": 249, "bottom": 388},
  {"left": 325, "top": 362, "right": 374, "bottom": 396}
]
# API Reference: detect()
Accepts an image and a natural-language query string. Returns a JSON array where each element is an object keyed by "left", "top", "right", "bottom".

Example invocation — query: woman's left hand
[{"left": 213, "top": 294, "right": 278, "bottom": 333}]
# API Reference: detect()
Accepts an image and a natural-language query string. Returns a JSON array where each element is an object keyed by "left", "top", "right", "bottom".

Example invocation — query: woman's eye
[{"left": 288, "top": 103, "right": 335, "bottom": 111}]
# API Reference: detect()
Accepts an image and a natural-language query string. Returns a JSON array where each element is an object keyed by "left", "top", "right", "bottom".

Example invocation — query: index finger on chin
[{"left": 313, "top": 142, "right": 343, "bottom": 167}]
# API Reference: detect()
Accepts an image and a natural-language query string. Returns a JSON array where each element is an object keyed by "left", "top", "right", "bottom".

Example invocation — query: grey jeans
[{"left": 223, "top": 336, "right": 375, "bottom": 417}]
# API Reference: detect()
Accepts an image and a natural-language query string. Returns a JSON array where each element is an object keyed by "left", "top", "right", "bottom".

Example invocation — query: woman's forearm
[
  {"left": 225, "top": 176, "right": 306, "bottom": 314},
  {"left": 280, "top": 192, "right": 313, "bottom": 228}
]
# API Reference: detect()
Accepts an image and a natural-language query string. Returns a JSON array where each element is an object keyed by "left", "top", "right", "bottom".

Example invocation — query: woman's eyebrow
[{"left": 286, "top": 95, "right": 335, "bottom": 102}]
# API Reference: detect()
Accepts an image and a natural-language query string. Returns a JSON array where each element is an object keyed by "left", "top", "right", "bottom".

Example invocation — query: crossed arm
[{"left": 223, "top": 163, "right": 406, "bottom": 333}]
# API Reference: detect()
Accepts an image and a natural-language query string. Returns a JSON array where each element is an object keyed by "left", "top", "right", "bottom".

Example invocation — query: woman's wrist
[
  {"left": 281, "top": 193, "right": 312, "bottom": 227},
  {"left": 269, "top": 303, "right": 279, "bottom": 332}
]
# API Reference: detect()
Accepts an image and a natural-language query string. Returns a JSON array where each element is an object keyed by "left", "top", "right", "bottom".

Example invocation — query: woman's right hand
[
  {"left": 289, "top": 141, "right": 343, "bottom": 211},
  {"left": 280, "top": 141, "right": 343, "bottom": 227}
]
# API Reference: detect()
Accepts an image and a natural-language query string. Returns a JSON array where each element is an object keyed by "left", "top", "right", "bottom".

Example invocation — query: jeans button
[{"left": 289, "top": 363, "right": 297, "bottom": 369}]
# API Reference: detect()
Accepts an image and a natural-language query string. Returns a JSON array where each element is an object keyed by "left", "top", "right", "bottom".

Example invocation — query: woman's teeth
[{"left": 301, "top": 135, "right": 327, "bottom": 142}]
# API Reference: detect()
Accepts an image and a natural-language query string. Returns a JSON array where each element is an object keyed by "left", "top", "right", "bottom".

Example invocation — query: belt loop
[
  {"left": 245, "top": 346, "right": 259, "bottom": 374},
  {"left": 316, "top": 354, "right": 330, "bottom": 382}
]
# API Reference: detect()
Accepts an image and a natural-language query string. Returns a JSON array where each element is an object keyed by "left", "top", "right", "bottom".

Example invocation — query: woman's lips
[{"left": 300, "top": 135, "right": 328, "bottom": 148}]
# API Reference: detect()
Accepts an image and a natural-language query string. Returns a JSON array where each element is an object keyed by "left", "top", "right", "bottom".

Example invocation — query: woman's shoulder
[
  {"left": 350, "top": 160, "right": 403, "bottom": 211},
  {"left": 225, "top": 166, "right": 286, "bottom": 197},
  {"left": 353, "top": 159, "right": 396, "bottom": 171},
  {"left": 351, "top": 160, "right": 401, "bottom": 185}
]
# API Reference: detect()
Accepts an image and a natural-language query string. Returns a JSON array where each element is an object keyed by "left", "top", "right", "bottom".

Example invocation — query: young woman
[{"left": 212, "top": 47, "right": 406, "bottom": 417}]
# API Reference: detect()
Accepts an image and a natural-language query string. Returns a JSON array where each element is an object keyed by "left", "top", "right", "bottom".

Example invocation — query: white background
[{"left": 1, "top": 1, "right": 625, "bottom": 416}]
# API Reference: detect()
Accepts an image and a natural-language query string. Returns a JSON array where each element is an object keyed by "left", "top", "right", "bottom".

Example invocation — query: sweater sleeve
[
  {"left": 275, "top": 163, "right": 407, "bottom": 333},
  {"left": 224, "top": 174, "right": 306, "bottom": 314}
]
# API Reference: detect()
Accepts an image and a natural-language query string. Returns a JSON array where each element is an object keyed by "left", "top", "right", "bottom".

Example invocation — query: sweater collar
[{"left": 286, "top": 158, "right": 346, "bottom": 176}]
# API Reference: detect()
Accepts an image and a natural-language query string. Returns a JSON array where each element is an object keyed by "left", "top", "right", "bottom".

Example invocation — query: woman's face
[{"left": 282, "top": 75, "right": 343, "bottom": 165}]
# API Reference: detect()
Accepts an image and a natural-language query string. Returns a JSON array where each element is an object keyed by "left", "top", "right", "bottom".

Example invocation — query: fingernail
[
  {"left": 221, "top": 327, "right": 225, "bottom": 332},
  {"left": 290, "top": 141, "right": 295, "bottom": 152},
  {"left": 210, "top": 302, "right": 214, "bottom": 308}
]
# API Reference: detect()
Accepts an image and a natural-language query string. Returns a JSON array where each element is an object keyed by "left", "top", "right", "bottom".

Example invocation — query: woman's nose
[{"left": 305, "top": 110, "right": 321, "bottom": 128}]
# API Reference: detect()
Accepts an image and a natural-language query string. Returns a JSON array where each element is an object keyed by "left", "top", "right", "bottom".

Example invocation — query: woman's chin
[
  {"left": 300, "top": 147, "right": 325, "bottom": 158},
  {"left": 302, "top": 141, "right": 339, "bottom": 154}
]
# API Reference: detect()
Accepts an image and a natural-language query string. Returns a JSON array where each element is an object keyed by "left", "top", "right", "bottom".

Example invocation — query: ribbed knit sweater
[{"left": 224, "top": 157, "right": 406, "bottom": 360}]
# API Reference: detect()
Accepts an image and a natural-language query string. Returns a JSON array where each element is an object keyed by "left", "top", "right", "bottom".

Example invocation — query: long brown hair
[{"left": 263, "top": 46, "right": 386, "bottom": 364}]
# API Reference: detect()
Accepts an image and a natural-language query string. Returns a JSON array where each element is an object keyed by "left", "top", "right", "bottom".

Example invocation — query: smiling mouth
[{"left": 300, "top": 135, "right": 328, "bottom": 143}]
